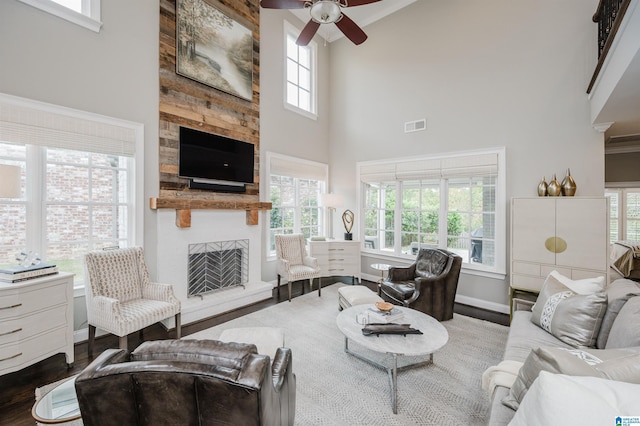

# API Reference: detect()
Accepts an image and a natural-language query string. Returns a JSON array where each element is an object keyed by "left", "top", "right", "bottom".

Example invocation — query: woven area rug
[{"left": 188, "top": 283, "right": 509, "bottom": 425}]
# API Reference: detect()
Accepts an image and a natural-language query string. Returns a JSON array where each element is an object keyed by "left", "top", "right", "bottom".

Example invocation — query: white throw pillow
[
  {"left": 509, "top": 372, "right": 640, "bottom": 426},
  {"left": 549, "top": 270, "right": 605, "bottom": 295}
]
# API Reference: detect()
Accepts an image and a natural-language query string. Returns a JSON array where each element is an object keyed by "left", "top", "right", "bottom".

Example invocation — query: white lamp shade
[
  {"left": 320, "top": 193, "right": 344, "bottom": 209},
  {"left": 0, "top": 164, "right": 21, "bottom": 198}
]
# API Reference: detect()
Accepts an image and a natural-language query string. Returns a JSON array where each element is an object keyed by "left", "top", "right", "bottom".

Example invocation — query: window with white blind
[
  {"left": 17, "top": 0, "right": 102, "bottom": 32},
  {"left": 606, "top": 188, "right": 640, "bottom": 243},
  {"left": 359, "top": 148, "right": 506, "bottom": 275},
  {"left": 266, "top": 152, "right": 327, "bottom": 257},
  {"left": 0, "top": 93, "right": 143, "bottom": 285}
]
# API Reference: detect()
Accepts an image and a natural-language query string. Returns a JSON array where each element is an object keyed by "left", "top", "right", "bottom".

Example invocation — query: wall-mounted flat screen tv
[{"left": 179, "top": 126, "right": 254, "bottom": 188}]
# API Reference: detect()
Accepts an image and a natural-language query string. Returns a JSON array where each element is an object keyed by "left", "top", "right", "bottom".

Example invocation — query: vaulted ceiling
[{"left": 290, "top": 0, "right": 639, "bottom": 142}]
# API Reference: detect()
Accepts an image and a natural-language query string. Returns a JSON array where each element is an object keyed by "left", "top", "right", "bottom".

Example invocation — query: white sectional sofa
[{"left": 486, "top": 275, "right": 640, "bottom": 425}]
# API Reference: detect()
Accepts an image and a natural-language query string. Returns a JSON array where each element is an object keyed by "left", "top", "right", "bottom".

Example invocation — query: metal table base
[{"left": 344, "top": 337, "right": 434, "bottom": 414}]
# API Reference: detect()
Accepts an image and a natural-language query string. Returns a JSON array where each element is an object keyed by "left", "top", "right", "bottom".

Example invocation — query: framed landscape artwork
[{"left": 176, "top": 0, "right": 253, "bottom": 101}]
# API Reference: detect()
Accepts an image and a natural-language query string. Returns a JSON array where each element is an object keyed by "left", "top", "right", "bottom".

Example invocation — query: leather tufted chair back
[
  {"left": 75, "top": 339, "right": 296, "bottom": 426},
  {"left": 415, "top": 249, "right": 449, "bottom": 278}
]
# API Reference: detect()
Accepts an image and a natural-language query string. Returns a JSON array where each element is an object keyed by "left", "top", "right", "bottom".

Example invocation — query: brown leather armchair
[
  {"left": 379, "top": 248, "right": 462, "bottom": 321},
  {"left": 75, "top": 339, "right": 296, "bottom": 426}
]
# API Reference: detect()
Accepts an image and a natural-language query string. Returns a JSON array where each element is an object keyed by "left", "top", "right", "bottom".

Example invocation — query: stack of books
[
  {"left": 367, "top": 306, "right": 404, "bottom": 323},
  {"left": 0, "top": 262, "right": 58, "bottom": 283}
]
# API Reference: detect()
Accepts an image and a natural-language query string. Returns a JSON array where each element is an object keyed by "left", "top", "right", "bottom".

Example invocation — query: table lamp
[
  {"left": 320, "top": 193, "right": 344, "bottom": 239},
  {"left": 0, "top": 164, "right": 21, "bottom": 198}
]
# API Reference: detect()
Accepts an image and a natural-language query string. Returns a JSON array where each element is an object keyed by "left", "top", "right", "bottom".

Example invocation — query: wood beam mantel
[{"left": 149, "top": 198, "right": 272, "bottom": 228}]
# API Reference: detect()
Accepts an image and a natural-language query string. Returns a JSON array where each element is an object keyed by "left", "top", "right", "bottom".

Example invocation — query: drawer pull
[
  {"left": 0, "top": 328, "right": 22, "bottom": 337},
  {"left": 329, "top": 258, "right": 344, "bottom": 261},
  {"left": 0, "top": 352, "right": 22, "bottom": 362},
  {"left": 328, "top": 248, "right": 345, "bottom": 251},
  {"left": 329, "top": 268, "right": 345, "bottom": 272},
  {"left": 0, "top": 303, "right": 22, "bottom": 311}
]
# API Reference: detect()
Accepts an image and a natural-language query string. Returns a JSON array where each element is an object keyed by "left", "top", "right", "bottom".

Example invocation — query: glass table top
[{"left": 32, "top": 375, "right": 80, "bottom": 424}]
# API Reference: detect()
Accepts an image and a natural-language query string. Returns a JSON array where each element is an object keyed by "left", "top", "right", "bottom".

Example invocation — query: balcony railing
[{"left": 587, "top": 0, "right": 631, "bottom": 93}]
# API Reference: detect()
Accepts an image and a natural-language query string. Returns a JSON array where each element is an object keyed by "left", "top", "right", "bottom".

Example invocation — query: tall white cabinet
[
  {"left": 0, "top": 272, "right": 74, "bottom": 376},
  {"left": 510, "top": 197, "right": 609, "bottom": 295}
]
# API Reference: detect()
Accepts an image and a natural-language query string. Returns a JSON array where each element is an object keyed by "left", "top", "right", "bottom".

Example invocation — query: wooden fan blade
[
  {"left": 335, "top": 13, "right": 368, "bottom": 45},
  {"left": 344, "top": 0, "right": 381, "bottom": 6},
  {"left": 260, "top": 0, "right": 306, "bottom": 9},
  {"left": 296, "top": 20, "right": 321, "bottom": 46}
]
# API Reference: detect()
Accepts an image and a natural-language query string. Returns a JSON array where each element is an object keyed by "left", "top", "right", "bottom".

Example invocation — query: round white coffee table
[{"left": 336, "top": 304, "right": 449, "bottom": 414}]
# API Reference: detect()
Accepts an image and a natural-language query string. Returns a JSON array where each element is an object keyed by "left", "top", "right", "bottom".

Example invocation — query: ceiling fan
[{"left": 260, "top": 0, "right": 381, "bottom": 46}]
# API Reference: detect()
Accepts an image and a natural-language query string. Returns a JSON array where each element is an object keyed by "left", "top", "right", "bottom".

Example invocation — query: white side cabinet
[
  {"left": 309, "top": 240, "right": 361, "bottom": 284},
  {"left": 0, "top": 272, "right": 74, "bottom": 376},
  {"left": 510, "top": 197, "right": 608, "bottom": 293}
]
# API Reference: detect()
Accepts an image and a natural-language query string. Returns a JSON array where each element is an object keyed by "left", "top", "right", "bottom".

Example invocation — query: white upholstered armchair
[
  {"left": 275, "top": 234, "right": 321, "bottom": 302},
  {"left": 84, "top": 247, "right": 181, "bottom": 355}
]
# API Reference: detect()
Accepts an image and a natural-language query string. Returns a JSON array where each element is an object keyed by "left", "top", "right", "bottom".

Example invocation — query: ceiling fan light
[{"left": 309, "top": 1, "right": 341, "bottom": 24}]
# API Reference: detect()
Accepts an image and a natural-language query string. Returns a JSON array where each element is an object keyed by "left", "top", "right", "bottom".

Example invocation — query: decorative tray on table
[{"left": 361, "top": 323, "right": 423, "bottom": 337}]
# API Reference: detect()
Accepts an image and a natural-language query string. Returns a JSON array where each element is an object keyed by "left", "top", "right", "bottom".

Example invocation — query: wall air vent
[{"left": 404, "top": 118, "right": 426, "bottom": 133}]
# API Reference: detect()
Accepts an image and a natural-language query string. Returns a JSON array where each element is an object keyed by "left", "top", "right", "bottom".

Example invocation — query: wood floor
[{"left": 0, "top": 279, "right": 508, "bottom": 426}]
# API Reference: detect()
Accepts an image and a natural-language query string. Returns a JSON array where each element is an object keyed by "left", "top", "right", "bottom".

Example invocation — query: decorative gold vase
[
  {"left": 561, "top": 168, "right": 576, "bottom": 196},
  {"left": 547, "top": 174, "right": 561, "bottom": 197},
  {"left": 537, "top": 177, "right": 548, "bottom": 196}
]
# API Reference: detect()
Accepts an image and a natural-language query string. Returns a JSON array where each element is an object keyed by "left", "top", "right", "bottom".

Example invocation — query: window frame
[
  {"left": 0, "top": 93, "right": 144, "bottom": 292},
  {"left": 358, "top": 148, "right": 506, "bottom": 278},
  {"left": 0, "top": 144, "right": 135, "bottom": 279},
  {"left": 265, "top": 152, "right": 328, "bottom": 259},
  {"left": 283, "top": 20, "right": 318, "bottom": 120},
  {"left": 16, "top": 0, "right": 102, "bottom": 33},
  {"left": 606, "top": 186, "right": 640, "bottom": 243}
]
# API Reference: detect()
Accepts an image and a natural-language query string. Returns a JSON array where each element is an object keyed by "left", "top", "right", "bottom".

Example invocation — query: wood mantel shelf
[{"left": 150, "top": 198, "right": 272, "bottom": 228}]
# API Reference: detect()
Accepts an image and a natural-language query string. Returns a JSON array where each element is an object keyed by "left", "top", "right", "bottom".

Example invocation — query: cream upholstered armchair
[
  {"left": 84, "top": 247, "right": 181, "bottom": 355},
  {"left": 275, "top": 234, "right": 321, "bottom": 302}
]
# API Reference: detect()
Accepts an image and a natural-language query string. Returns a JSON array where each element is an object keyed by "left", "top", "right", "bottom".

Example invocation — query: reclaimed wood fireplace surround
[{"left": 151, "top": 0, "right": 270, "bottom": 228}]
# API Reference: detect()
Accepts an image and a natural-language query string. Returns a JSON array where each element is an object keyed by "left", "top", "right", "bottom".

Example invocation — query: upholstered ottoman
[
  {"left": 219, "top": 327, "right": 284, "bottom": 360},
  {"left": 338, "top": 285, "right": 384, "bottom": 311}
]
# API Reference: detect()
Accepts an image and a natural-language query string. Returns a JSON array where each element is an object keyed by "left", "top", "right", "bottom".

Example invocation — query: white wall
[
  {"left": 328, "top": 0, "right": 604, "bottom": 308},
  {"left": 259, "top": 9, "right": 332, "bottom": 281}
]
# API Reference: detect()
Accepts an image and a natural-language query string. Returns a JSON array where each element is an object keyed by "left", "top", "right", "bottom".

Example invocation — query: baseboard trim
[{"left": 455, "top": 294, "right": 510, "bottom": 315}]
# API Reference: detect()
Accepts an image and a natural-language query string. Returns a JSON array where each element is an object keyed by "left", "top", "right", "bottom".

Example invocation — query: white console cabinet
[
  {"left": 309, "top": 240, "right": 361, "bottom": 284},
  {"left": 510, "top": 197, "right": 608, "bottom": 294},
  {"left": 0, "top": 272, "right": 74, "bottom": 376}
]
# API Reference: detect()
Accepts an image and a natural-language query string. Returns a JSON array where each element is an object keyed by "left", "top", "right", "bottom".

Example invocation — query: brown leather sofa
[
  {"left": 379, "top": 248, "right": 462, "bottom": 321},
  {"left": 75, "top": 339, "right": 296, "bottom": 426}
]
